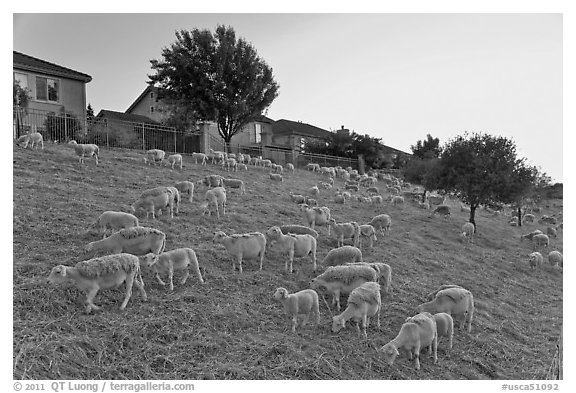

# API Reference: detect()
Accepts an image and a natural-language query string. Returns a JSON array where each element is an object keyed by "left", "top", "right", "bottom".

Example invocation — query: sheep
[
  {"left": 273, "top": 288, "right": 320, "bottom": 332},
  {"left": 426, "top": 284, "right": 464, "bottom": 301},
  {"left": 366, "top": 186, "right": 379, "bottom": 195},
  {"left": 16, "top": 132, "right": 44, "bottom": 149},
  {"left": 347, "top": 262, "right": 393, "bottom": 294},
  {"left": 320, "top": 246, "right": 363, "bottom": 268},
  {"left": 461, "top": 222, "right": 475, "bottom": 243},
  {"left": 509, "top": 217, "right": 519, "bottom": 226},
  {"left": 331, "top": 282, "right": 381, "bottom": 339},
  {"left": 528, "top": 251, "right": 543, "bottom": 270},
  {"left": 237, "top": 163, "right": 248, "bottom": 171},
  {"left": 546, "top": 226, "right": 558, "bottom": 238},
  {"left": 370, "top": 195, "right": 383, "bottom": 204},
  {"left": 290, "top": 193, "right": 307, "bottom": 204},
  {"left": 200, "top": 187, "right": 227, "bottom": 218},
  {"left": 523, "top": 213, "right": 536, "bottom": 224},
  {"left": 269, "top": 173, "right": 283, "bottom": 182},
  {"left": 306, "top": 185, "right": 320, "bottom": 197},
  {"left": 460, "top": 203, "right": 470, "bottom": 212},
  {"left": 532, "top": 233, "right": 550, "bottom": 250},
  {"left": 520, "top": 229, "right": 543, "bottom": 242},
  {"left": 358, "top": 224, "right": 377, "bottom": 249},
  {"left": 165, "top": 153, "right": 183, "bottom": 170},
  {"left": 319, "top": 182, "right": 332, "bottom": 190},
  {"left": 310, "top": 264, "right": 377, "bottom": 311},
  {"left": 175, "top": 181, "right": 194, "bottom": 203},
  {"left": 430, "top": 205, "right": 451, "bottom": 219},
  {"left": 278, "top": 225, "right": 319, "bottom": 239},
  {"left": 539, "top": 215, "right": 558, "bottom": 225},
  {"left": 416, "top": 286, "right": 474, "bottom": 332},
  {"left": 131, "top": 186, "right": 180, "bottom": 219},
  {"left": 191, "top": 152, "right": 207, "bottom": 165},
  {"left": 48, "top": 253, "right": 147, "bottom": 313},
  {"left": 87, "top": 211, "right": 139, "bottom": 239},
  {"left": 419, "top": 200, "right": 431, "bottom": 210},
  {"left": 406, "top": 312, "right": 453, "bottom": 351},
  {"left": 286, "top": 163, "right": 295, "bottom": 173},
  {"left": 334, "top": 194, "right": 346, "bottom": 204},
  {"left": 391, "top": 196, "right": 405, "bottom": 208},
  {"left": 261, "top": 159, "right": 273, "bottom": 168},
  {"left": 266, "top": 226, "right": 317, "bottom": 273},
  {"left": 68, "top": 140, "right": 99, "bottom": 165},
  {"left": 304, "top": 206, "right": 331, "bottom": 235},
  {"left": 213, "top": 231, "right": 266, "bottom": 273},
  {"left": 222, "top": 178, "right": 246, "bottom": 195},
  {"left": 368, "top": 214, "right": 392, "bottom": 237},
  {"left": 345, "top": 184, "right": 359, "bottom": 192},
  {"left": 305, "top": 197, "right": 318, "bottom": 206},
  {"left": 271, "top": 163, "right": 284, "bottom": 174},
  {"left": 143, "top": 149, "right": 165, "bottom": 166},
  {"left": 224, "top": 157, "right": 238, "bottom": 172},
  {"left": 380, "top": 312, "right": 438, "bottom": 370},
  {"left": 199, "top": 174, "right": 224, "bottom": 188},
  {"left": 328, "top": 219, "right": 360, "bottom": 247},
  {"left": 140, "top": 248, "right": 204, "bottom": 291},
  {"left": 85, "top": 226, "right": 166, "bottom": 259},
  {"left": 208, "top": 148, "right": 225, "bottom": 164},
  {"left": 548, "top": 250, "right": 563, "bottom": 267},
  {"left": 306, "top": 163, "right": 320, "bottom": 172}
]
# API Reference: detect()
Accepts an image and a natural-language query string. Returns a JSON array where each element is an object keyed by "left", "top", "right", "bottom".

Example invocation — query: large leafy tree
[
  {"left": 148, "top": 25, "right": 279, "bottom": 151},
  {"left": 403, "top": 134, "right": 443, "bottom": 201},
  {"left": 411, "top": 133, "right": 442, "bottom": 159}
]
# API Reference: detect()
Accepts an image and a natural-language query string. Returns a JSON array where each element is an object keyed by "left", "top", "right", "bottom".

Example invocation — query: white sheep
[
  {"left": 306, "top": 163, "right": 320, "bottom": 172},
  {"left": 406, "top": 312, "right": 453, "bottom": 351},
  {"left": 88, "top": 211, "right": 139, "bottom": 239},
  {"left": 321, "top": 246, "right": 363, "bottom": 269},
  {"left": 332, "top": 282, "right": 381, "bottom": 339},
  {"left": 266, "top": 226, "right": 317, "bottom": 273},
  {"left": 546, "top": 227, "right": 558, "bottom": 238},
  {"left": 213, "top": 231, "right": 266, "bottom": 273},
  {"left": 200, "top": 187, "right": 227, "bottom": 218},
  {"left": 431, "top": 205, "right": 451, "bottom": 219},
  {"left": 224, "top": 157, "right": 238, "bottom": 172},
  {"left": 68, "top": 140, "right": 99, "bottom": 165},
  {"left": 523, "top": 213, "right": 536, "bottom": 224},
  {"left": 380, "top": 312, "right": 438, "bottom": 370},
  {"left": 237, "top": 163, "right": 248, "bottom": 171},
  {"left": 278, "top": 225, "right": 319, "bottom": 239},
  {"left": 370, "top": 195, "right": 384, "bottom": 204},
  {"left": 391, "top": 195, "right": 405, "bottom": 208},
  {"left": 208, "top": 148, "right": 225, "bottom": 164},
  {"left": 140, "top": 248, "right": 204, "bottom": 291},
  {"left": 286, "top": 163, "right": 295, "bottom": 173},
  {"left": 16, "top": 132, "right": 44, "bottom": 149},
  {"left": 191, "top": 152, "right": 207, "bottom": 165},
  {"left": 222, "top": 178, "right": 246, "bottom": 195},
  {"left": 269, "top": 173, "right": 283, "bottom": 182},
  {"left": 290, "top": 193, "right": 307, "bottom": 204},
  {"left": 347, "top": 262, "right": 393, "bottom": 295},
  {"left": 303, "top": 206, "right": 331, "bottom": 235},
  {"left": 368, "top": 214, "right": 392, "bottom": 237},
  {"left": 358, "top": 224, "right": 377, "bottom": 249},
  {"left": 198, "top": 174, "right": 224, "bottom": 187},
  {"left": 175, "top": 181, "right": 194, "bottom": 203},
  {"left": 528, "top": 251, "right": 543, "bottom": 270},
  {"left": 539, "top": 215, "right": 558, "bottom": 225},
  {"left": 131, "top": 186, "right": 180, "bottom": 219},
  {"left": 271, "top": 163, "right": 284, "bottom": 174},
  {"left": 47, "top": 253, "right": 147, "bottom": 313},
  {"left": 310, "top": 264, "right": 377, "bottom": 311},
  {"left": 165, "top": 153, "right": 183, "bottom": 170},
  {"left": 416, "top": 286, "right": 474, "bottom": 332},
  {"left": 273, "top": 288, "right": 320, "bottom": 332},
  {"left": 261, "top": 159, "right": 273, "bottom": 168},
  {"left": 143, "top": 149, "right": 165, "bottom": 166},
  {"left": 306, "top": 185, "right": 320, "bottom": 197},
  {"left": 334, "top": 194, "right": 346, "bottom": 204},
  {"left": 548, "top": 250, "right": 563, "bottom": 268},
  {"left": 532, "top": 233, "right": 550, "bottom": 250},
  {"left": 520, "top": 229, "right": 543, "bottom": 242},
  {"left": 85, "top": 226, "right": 166, "bottom": 259},
  {"left": 461, "top": 222, "right": 475, "bottom": 243},
  {"left": 328, "top": 219, "right": 360, "bottom": 247}
]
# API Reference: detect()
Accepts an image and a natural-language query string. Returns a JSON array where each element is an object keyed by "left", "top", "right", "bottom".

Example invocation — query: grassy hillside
[{"left": 13, "top": 144, "right": 562, "bottom": 380}]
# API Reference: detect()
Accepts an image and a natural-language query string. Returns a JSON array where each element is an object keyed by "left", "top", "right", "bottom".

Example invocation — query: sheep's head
[
  {"left": 48, "top": 265, "right": 68, "bottom": 284},
  {"left": 331, "top": 316, "right": 346, "bottom": 333},
  {"left": 68, "top": 140, "right": 77, "bottom": 145},
  {"left": 273, "top": 288, "right": 288, "bottom": 301},
  {"left": 140, "top": 253, "right": 159, "bottom": 268},
  {"left": 415, "top": 301, "right": 433, "bottom": 314},
  {"left": 379, "top": 343, "right": 400, "bottom": 366},
  {"left": 213, "top": 231, "right": 227, "bottom": 243},
  {"left": 266, "top": 226, "right": 282, "bottom": 241}
]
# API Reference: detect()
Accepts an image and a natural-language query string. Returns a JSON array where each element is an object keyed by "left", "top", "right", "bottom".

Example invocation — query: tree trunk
[
  {"left": 421, "top": 189, "right": 427, "bottom": 203},
  {"left": 517, "top": 207, "right": 522, "bottom": 227},
  {"left": 224, "top": 138, "right": 231, "bottom": 154},
  {"left": 469, "top": 205, "right": 477, "bottom": 232}
]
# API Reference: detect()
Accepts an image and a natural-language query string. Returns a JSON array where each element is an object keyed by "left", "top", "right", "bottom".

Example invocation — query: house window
[
  {"left": 252, "top": 123, "right": 262, "bottom": 144},
  {"left": 150, "top": 92, "right": 154, "bottom": 99},
  {"left": 150, "top": 106, "right": 155, "bottom": 113},
  {"left": 14, "top": 72, "right": 28, "bottom": 90},
  {"left": 35, "top": 76, "right": 59, "bottom": 102}
]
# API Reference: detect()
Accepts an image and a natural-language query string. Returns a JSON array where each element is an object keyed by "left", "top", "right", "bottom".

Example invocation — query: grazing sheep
[
  {"left": 332, "top": 282, "right": 381, "bottom": 339},
  {"left": 286, "top": 163, "right": 295, "bottom": 173},
  {"left": 261, "top": 159, "right": 273, "bottom": 168},
  {"left": 237, "top": 163, "right": 248, "bottom": 171},
  {"left": 16, "top": 132, "right": 44, "bottom": 149},
  {"left": 310, "top": 264, "right": 377, "bottom": 311},
  {"left": 88, "top": 211, "right": 139, "bottom": 239},
  {"left": 416, "top": 286, "right": 474, "bottom": 332},
  {"left": 304, "top": 206, "right": 331, "bottom": 235},
  {"left": 269, "top": 173, "right": 283, "bottom": 182},
  {"left": 431, "top": 205, "right": 451, "bottom": 219},
  {"left": 426, "top": 284, "right": 464, "bottom": 301},
  {"left": 347, "top": 262, "right": 392, "bottom": 295},
  {"left": 370, "top": 195, "right": 384, "bottom": 204},
  {"left": 198, "top": 174, "right": 224, "bottom": 188},
  {"left": 191, "top": 152, "right": 207, "bottom": 165},
  {"left": 278, "top": 225, "right": 319, "bottom": 239},
  {"left": 328, "top": 219, "right": 360, "bottom": 247},
  {"left": 140, "top": 248, "right": 204, "bottom": 291},
  {"left": 461, "top": 222, "right": 475, "bottom": 243},
  {"left": 539, "top": 215, "right": 558, "bottom": 225},
  {"left": 406, "top": 312, "right": 453, "bottom": 351},
  {"left": 532, "top": 233, "right": 550, "bottom": 250},
  {"left": 305, "top": 197, "right": 318, "bottom": 206},
  {"left": 131, "top": 186, "right": 180, "bottom": 219},
  {"left": 200, "top": 187, "right": 227, "bottom": 218},
  {"left": 520, "top": 229, "right": 543, "bottom": 242},
  {"left": 266, "top": 226, "right": 317, "bottom": 273},
  {"left": 290, "top": 193, "right": 307, "bottom": 204},
  {"left": 368, "top": 214, "right": 392, "bottom": 237},
  {"left": 307, "top": 185, "right": 320, "bottom": 197},
  {"left": 143, "top": 149, "right": 165, "bottom": 166},
  {"left": 391, "top": 196, "right": 405, "bottom": 208},
  {"left": 366, "top": 186, "right": 379, "bottom": 195},
  {"left": 213, "top": 231, "right": 266, "bottom": 273},
  {"left": 380, "top": 312, "right": 438, "bottom": 370},
  {"left": 528, "top": 252, "right": 543, "bottom": 270},
  {"left": 48, "top": 253, "right": 147, "bottom": 313},
  {"left": 546, "top": 227, "right": 558, "bottom": 238},
  {"left": 273, "top": 288, "right": 320, "bottom": 332},
  {"left": 345, "top": 184, "right": 359, "bottom": 192},
  {"left": 164, "top": 154, "right": 183, "bottom": 170},
  {"left": 320, "top": 246, "right": 363, "bottom": 268},
  {"left": 319, "top": 182, "right": 332, "bottom": 190},
  {"left": 358, "top": 224, "right": 377, "bottom": 249},
  {"left": 306, "top": 163, "right": 320, "bottom": 172},
  {"left": 271, "top": 163, "right": 284, "bottom": 174},
  {"left": 522, "top": 214, "right": 536, "bottom": 224},
  {"left": 68, "top": 140, "right": 99, "bottom": 165},
  {"left": 334, "top": 194, "right": 346, "bottom": 204},
  {"left": 208, "top": 148, "right": 225, "bottom": 164},
  {"left": 222, "top": 178, "right": 246, "bottom": 195},
  {"left": 175, "top": 181, "right": 194, "bottom": 203},
  {"left": 224, "top": 157, "right": 238, "bottom": 172},
  {"left": 548, "top": 250, "right": 563, "bottom": 267},
  {"left": 85, "top": 226, "right": 166, "bottom": 259}
]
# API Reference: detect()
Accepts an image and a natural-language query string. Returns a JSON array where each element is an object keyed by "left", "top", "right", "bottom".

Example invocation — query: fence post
[
  {"left": 142, "top": 123, "right": 145, "bottom": 151},
  {"left": 106, "top": 122, "right": 109, "bottom": 149},
  {"left": 174, "top": 131, "right": 177, "bottom": 153}
]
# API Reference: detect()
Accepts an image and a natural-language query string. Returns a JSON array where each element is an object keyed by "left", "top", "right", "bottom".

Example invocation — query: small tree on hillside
[
  {"left": 403, "top": 134, "right": 443, "bottom": 201},
  {"left": 411, "top": 133, "right": 442, "bottom": 160}
]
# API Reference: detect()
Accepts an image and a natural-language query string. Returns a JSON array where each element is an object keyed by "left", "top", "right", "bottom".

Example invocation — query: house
[
  {"left": 268, "top": 119, "right": 332, "bottom": 151},
  {"left": 13, "top": 51, "right": 92, "bottom": 137}
]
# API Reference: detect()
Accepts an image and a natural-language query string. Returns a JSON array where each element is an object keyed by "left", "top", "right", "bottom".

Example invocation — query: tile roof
[
  {"left": 273, "top": 119, "right": 332, "bottom": 139},
  {"left": 13, "top": 51, "right": 92, "bottom": 83},
  {"left": 96, "top": 110, "right": 161, "bottom": 125}
]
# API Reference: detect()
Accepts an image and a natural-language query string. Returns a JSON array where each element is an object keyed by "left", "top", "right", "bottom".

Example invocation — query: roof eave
[{"left": 14, "top": 63, "right": 92, "bottom": 83}]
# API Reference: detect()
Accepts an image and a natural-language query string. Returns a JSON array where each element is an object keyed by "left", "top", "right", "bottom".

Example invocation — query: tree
[
  {"left": 411, "top": 133, "right": 442, "bottom": 159},
  {"left": 148, "top": 25, "right": 279, "bottom": 152},
  {"left": 86, "top": 103, "right": 95, "bottom": 120},
  {"left": 433, "top": 132, "right": 538, "bottom": 230},
  {"left": 403, "top": 134, "right": 443, "bottom": 200},
  {"left": 13, "top": 80, "right": 31, "bottom": 137}
]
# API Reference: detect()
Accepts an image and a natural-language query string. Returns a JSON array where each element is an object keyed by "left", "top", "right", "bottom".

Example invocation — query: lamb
[
  {"left": 416, "top": 286, "right": 474, "bottom": 332},
  {"left": 165, "top": 153, "right": 183, "bottom": 170},
  {"left": 278, "top": 225, "right": 319, "bottom": 239},
  {"left": 85, "top": 226, "right": 166, "bottom": 259},
  {"left": 48, "top": 253, "right": 147, "bottom": 314},
  {"left": 460, "top": 222, "right": 475, "bottom": 243},
  {"left": 273, "top": 288, "right": 320, "bottom": 332},
  {"left": 532, "top": 233, "right": 550, "bottom": 250},
  {"left": 430, "top": 205, "right": 451, "bottom": 219},
  {"left": 358, "top": 224, "right": 377, "bottom": 249},
  {"left": 131, "top": 186, "right": 180, "bottom": 219},
  {"left": 266, "top": 226, "right": 317, "bottom": 273},
  {"left": 306, "top": 185, "right": 320, "bottom": 197},
  {"left": 16, "top": 132, "right": 44, "bottom": 149},
  {"left": 548, "top": 250, "right": 563, "bottom": 267},
  {"left": 88, "top": 211, "right": 139, "bottom": 239},
  {"left": 200, "top": 187, "right": 227, "bottom": 218},
  {"left": 406, "top": 312, "right": 453, "bottom": 351},
  {"left": 528, "top": 251, "right": 543, "bottom": 270},
  {"left": 320, "top": 246, "right": 363, "bottom": 269},
  {"left": 522, "top": 213, "right": 536, "bottom": 224},
  {"left": 213, "top": 231, "right": 266, "bottom": 273},
  {"left": 310, "top": 264, "right": 377, "bottom": 311},
  {"left": 143, "top": 149, "right": 165, "bottom": 166},
  {"left": 368, "top": 214, "right": 392, "bottom": 237},
  {"left": 222, "top": 178, "right": 246, "bottom": 195},
  {"left": 175, "top": 181, "right": 194, "bottom": 203},
  {"left": 380, "top": 312, "right": 438, "bottom": 370},
  {"left": 331, "top": 282, "right": 381, "bottom": 339},
  {"left": 328, "top": 219, "right": 360, "bottom": 247},
  {"left": 286, "top": 163, "right": 295, "bottom": 173},
  {"left": 304, "top": 206, "right": 331, "bottom": 235},
  {"left": 68, "top": 140, "right": 99, "bottom": 165},
  {"left": 269, "top": 173, "right": 283, "bottom": 182},
  {"left": 199, "top": 174, "right": 224, "bottom": 187},
  {"left": 191, "top": 152, "right": 207, "bottom": 165},
  {"left": 140, "top": 248, "right": 204, "bottom": 291},
  {"left": 391, "top": 195, "right": 405, "bottom": 208},
  {"left": 290, "top": 193, "right": 307, "bottom": 204},
  {"left": 520, "top": 229, "right": 543, "bottom": 242}
]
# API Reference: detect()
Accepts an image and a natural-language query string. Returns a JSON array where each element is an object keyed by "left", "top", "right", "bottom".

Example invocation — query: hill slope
[{"left": 13, "top": 144, "right": 562, "bottom": 380}]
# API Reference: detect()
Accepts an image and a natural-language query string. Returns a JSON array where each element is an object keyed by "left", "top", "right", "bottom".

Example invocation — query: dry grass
[{"left": 13, "top": 144, "right": 562, "bottom": 380}]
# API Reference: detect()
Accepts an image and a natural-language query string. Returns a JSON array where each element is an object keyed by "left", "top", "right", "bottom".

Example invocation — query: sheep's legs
[
  {"left": 180, "top": 269, "right": 190, "bottom": 285},
  {"left": 168, "top": 266, "right": 174, "bottom": 291},
  {"left": 259, "top": 251, "right": 264, "bottom": 271},
  {"left": 120, "top": 275, "right": 135, "bottom": 310},
  {"left": 84, "top": 287, "right": 100, "bottom": 314},
  {"left": 155, "top": 273, "right": 167, "bottom": 286},
  {"left": 134, "top": 274, "right": 147, "bottom": 301}
]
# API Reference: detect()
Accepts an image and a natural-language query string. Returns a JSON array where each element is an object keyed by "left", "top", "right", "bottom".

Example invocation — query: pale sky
[{"left": 12, "top": 12, "right": 563, "bottom": 182}]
